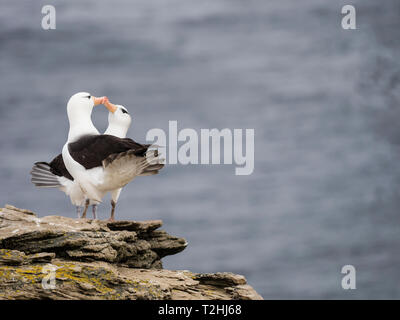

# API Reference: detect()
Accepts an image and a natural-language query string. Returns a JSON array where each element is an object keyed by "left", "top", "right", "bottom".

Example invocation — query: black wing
[
  {"left": 68, "top": 134, "right": 149, "bottom": 170},
  {"left": 49, "top": 154, "right": 74, "bottom": 180}
]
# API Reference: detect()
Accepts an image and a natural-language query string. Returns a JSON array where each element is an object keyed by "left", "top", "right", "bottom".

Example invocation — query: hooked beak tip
[
  {"left": 92, "top": 96, "right": 104, "bottom": 106},
  {"left": 104, "top": 100, "right": 117, "bottom": 113}
]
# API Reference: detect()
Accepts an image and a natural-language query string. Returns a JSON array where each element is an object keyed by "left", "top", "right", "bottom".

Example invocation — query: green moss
[{"left": 0, "top": 262, "right": 168, "bottom": 300}]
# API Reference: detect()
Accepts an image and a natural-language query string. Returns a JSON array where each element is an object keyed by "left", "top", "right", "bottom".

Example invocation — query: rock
[
  {"left": 0, "top": 249, "right": 26, "bottom": 265},
  {"left": 0, "top": 205, "right": 186, "bottom": 267},
  {"left": 0, "top": 205, "right": 262, "bottom": 300},
  {"left": 0, "top": 249, "right": 55, "bottom": 266},
  {"left": 193, "top": 272, "right": 247, "bottom": 287},
  {"left": 107, "top": 220, "right": 162, "bottom": 233}
]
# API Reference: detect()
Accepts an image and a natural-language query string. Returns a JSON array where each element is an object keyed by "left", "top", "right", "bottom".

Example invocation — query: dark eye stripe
[{"left": 121, "top": 109, "right": 129, "bottom": 114}]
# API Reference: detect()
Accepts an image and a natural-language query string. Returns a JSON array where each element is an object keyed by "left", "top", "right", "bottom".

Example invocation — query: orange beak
[
  {"left": 104, "top": 100, "right": 118, "bottom": 113},
  {"left": 92, "top": 96, "right": 105, "bottom": 106}
]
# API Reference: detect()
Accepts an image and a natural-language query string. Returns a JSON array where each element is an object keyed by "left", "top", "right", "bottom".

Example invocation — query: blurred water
[{"left": 1, "top": 0, "right": 400, "bottom": 299}]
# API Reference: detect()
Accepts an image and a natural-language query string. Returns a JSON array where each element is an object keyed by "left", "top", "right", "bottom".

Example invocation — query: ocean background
[{"left": 1, "top": 0, "right": 400, "bottom": 299}]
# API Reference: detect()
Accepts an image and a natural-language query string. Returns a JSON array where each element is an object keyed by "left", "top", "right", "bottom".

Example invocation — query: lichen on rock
[{"left": 0, "top": 205, "right": 262, "bottom": 300}]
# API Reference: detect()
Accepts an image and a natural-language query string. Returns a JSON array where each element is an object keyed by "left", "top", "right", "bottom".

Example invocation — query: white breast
[{"left": 62, "top": 143, "right": 105, "bottom": 203}]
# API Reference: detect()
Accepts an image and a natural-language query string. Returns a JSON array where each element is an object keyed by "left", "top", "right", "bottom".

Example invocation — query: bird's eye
[
  {"left": 121, "top": 109, "right": 129, "bottom": 114},
  {"left": 86, "top": 95, "right": 91, "bottom": 99}
]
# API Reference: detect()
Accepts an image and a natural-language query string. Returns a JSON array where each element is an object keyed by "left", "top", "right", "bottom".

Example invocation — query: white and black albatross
[
  {"left": 31, "top": 92, "right": 163, "bottom": 220},
  {"left": 31, "top": 100, "right": 137, "bottom": 219}
]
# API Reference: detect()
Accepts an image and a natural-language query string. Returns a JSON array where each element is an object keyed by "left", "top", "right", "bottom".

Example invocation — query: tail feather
[
  {"left": 33, "top": 183, "right": 62, "bottom": 187},
  {"left": 31, "top": 162, "right": 61, "bottom": 188},
  {"left": 31, "top": 178, "right": 61, "bottom": 185},
  {"left": 31, "top": 172, "right": 56, "bottom": 179},
  {"left": 34, "top": 162, "right": 53, "bottom": 171},
  {"left": 31, "top": 167, "right": 55, "bottom": 177}
]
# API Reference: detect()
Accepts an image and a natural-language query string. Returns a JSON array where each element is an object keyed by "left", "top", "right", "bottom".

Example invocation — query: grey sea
[{"left": 1, "top": 0, "right": 400, "bottom": 299}]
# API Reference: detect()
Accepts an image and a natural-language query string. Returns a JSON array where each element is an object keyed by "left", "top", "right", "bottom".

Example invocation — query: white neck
[
  {"left": 104, "top": 124, "right": 128, "bottom": 138},
  {"left": 67, "top": 106, "right": 99, "bottom": 142}
]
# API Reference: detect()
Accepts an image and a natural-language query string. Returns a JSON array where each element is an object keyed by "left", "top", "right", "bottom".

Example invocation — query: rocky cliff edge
[{"left": 0, "top": 205, "right": 262, "bottom": 300}]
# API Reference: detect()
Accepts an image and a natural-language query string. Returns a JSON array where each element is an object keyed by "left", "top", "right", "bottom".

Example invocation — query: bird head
[
  {"left": 67, "top": 92, "right": 106, "bottom": 120},
  {"left": 105, "top": 101, "right": 132, "bottom": 137}
]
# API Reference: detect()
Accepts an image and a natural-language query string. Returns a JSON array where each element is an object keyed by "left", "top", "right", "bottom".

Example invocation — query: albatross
[
  {"left": 31, "top": 98, "right": 134, "bottom": 220},
  {"left": 31, "top": 92, "right": 163, "bottom": 220}
]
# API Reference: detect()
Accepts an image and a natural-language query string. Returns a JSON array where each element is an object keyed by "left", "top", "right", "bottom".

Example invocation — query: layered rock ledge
[{"left": 0, "top": 205, "right": 262, "bottom": 300}]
